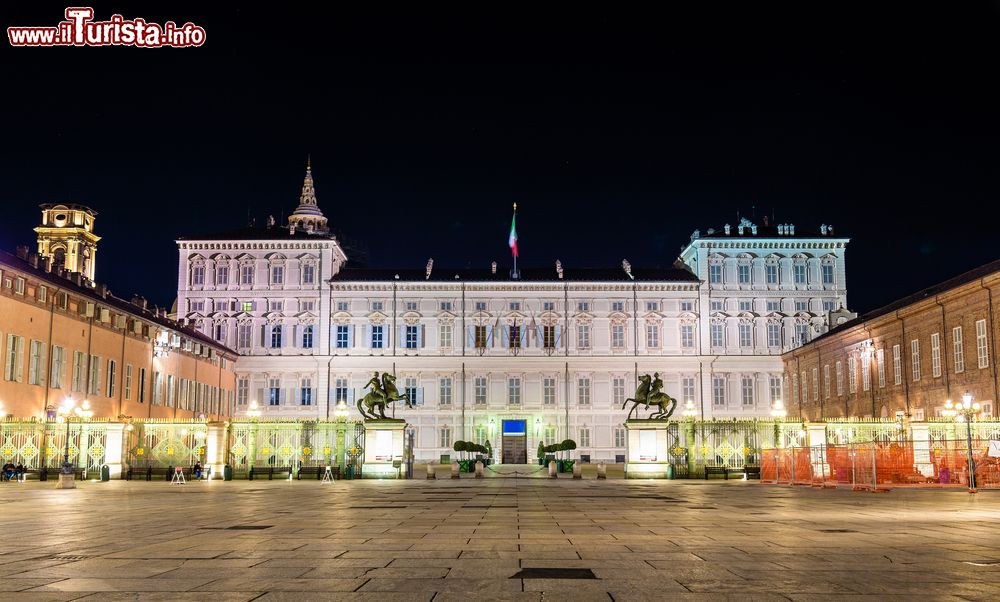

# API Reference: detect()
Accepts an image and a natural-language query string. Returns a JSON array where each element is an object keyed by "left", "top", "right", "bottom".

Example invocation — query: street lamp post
[{"left": 945, "top": 392, "right": 980, "bottom": 492}]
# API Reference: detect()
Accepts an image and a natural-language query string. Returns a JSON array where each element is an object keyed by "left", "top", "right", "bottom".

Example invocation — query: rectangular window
[
  {"left": 794, "top": 300, "right": 808, "bottom": 312},
  {"left": 737, "top": 264, "right": 751, "bottom": 284},
  {"left": 301, "top": 301, "right": 316, "bottom": 312},
  {"left": 331, "top": 377, "right": 348, "bottom": 403},
  {"left": 711, "top": 323, "right": 724, "bottom": 347},
  {"left": 509, "top": 325, "right": 521, "bottom": 349},
  {"left": 770, "top": 375, "right": 782, "bottom": 403},
  {"left": 738, "top": 323, "right": 752, "bottom": 347},
  {"left": 71, "top": 350, "right": 85, "bottom": 391},
  {"left": 861, "top": 353, "right": 871, "bottom": 391},
  {"left": 236, "top": 378, "right": 248, "bottom": 405},
  {"left": 836, "top": 361, "right": 843, "bottom": 396},
  {"left": 614, "top": 427, "right": 626, "bottom": 448},
  {"left": 372, "top": 301, "right": 384, "bottom": 311},
  {"left": 877, "top": 349, "right": 886, "bottom": 388},
  {"left": 795, "top": 324, "right": 809, "bottom": 345},
  {"left": 822, "top": 264, "right": 834, "bottom": 285},
  {"left": 439, "top": 322, "right": 452, "bottom": 348},
  {"left": 576, "top": 301, "right": 590, "bottom": 312},
  {"left": 792, "top": 373, "right": 799, "bottom": 403},
  {"left": 812, "top": 367, "right": 819, "bottom": 401},
  {"left": 794, "top": 264, "right": 807, "bottom": 284},
  {"left": 507, "top": 377, "right": 521, "bottom": 406},
  {"left": 151, "top": 372, "right": 161, "bottom": 405},
  {"left": 405, "top": 301, "right": 418, "bottom": 311},
  {"left": 439, "top": 377, "right": 452, "bottom": 406},
  {"left": 614, "top": 301, "right": 626, "bottom": 312},
  {"left": 4, "top": 335, "right": 24, "bottom": 382},
  {"left": 612, "top": 376, "right": 626, "bottom": 405},
  {"left": 439, "top": 427, "right": 451, "bottom": 449},
  {"left": 682, "top": 377, "right": 696, "bottom": 403},
  {"left": 28, "top": 340, "right": 44, "bottom": 386},
  {"left": 741, "top": 375, "right": 754, "bottom": 406},
  {"left": 88, "top": 355, "right": 101, "bottom": 395},
  {"left": 543, "top": 427, "right": 557, "bottom": 446},
  {"left": 237, "top": 324, "right": 252, "bottom": 349},
  {"left": 579, "top": 428, "right": 591, "bottom": 448},
  {"left": 801, "top": 371, "right": 808, "bottom": 402},
  {"left": 474, "top": 301, "right": 486, "bottom": 311},
  {"left": 709, "top": 264, "right": 723, "bottom": 284},
  {"left": 739, "top": 300, "right": 752, "bottom": 312},
  {"left": 440, "top": 301, "right": 452, "bottom": 311},
  {"left": 302, "top": 325, "right": 314, "bottom": 349},
  {"left": 543, "top": 301, "right": 555, "bottom": 311},
  {"left": 508, "top": 301, "right": 520, "bottom": 311},
  {"left": 848, "top": 356, "right": 857, "bottom": 393},
  {"left": 711, "top": 300, "right": 723, "bottom": 312},
  {"left": 681, "top": 324, "right": 694, "bottom": 349},
  {"left": 371, "top": 325, "right": 384, "bottom": 349},
  {"left": 123, "top": 364, "right": 133, "bottom": 400},
  {"left": 240, "top": 265, "right": 254, "bottom": 285},
  {"left": 645, "top": 323, "right": 659, "bottom": 348},
  {"left": 405, "top": 325, "right": 419, "bottom": 349},
  {"left": 977, "top": 319, "right": 989, "bottom": 369},
  {"left": 166, "top": 374, "right": 174, "bottom": 407},
  {"left": 474, "top": 376, "right": 487, "bottom": 405},
  {"left": 302, "top": 264, "right": 315, "bottom": 285},
  {"left": 611, "top": 323, "right": 625, "bottom": 349},
  {"left": 214, "top": 323, "right": 225, "bottom": 342},
  {"left": 216, "top": 266, "right": 229, "bottom": 285},
  {"left": 192, "top": 265, "right": 205, "bottom": 285},
  {"left": 931, "top": 333, "right": 941, "bottom": 378},
  {"left": 823, "top": 365, "right": 831, "bottom": 398},
  {"left": 712, "top": 376, "right": 726, "bottom": 406},
  {"left": 271, "top": 265, "right": 284, "bottom": 285},
  {"left": 680, "top": 301, "right": 694, "bottom": 312},
  {"left": 954, "top": 326, "right": 965, "bottom": 373},
  {"left": 766, "top": 300, "right": 780, "bottom": 312},
  {"left": 268, "top": 378, "right": 281, "bottom": 406},
  {"left": 137, "top": 368, "right": 146, "bottom": 403},
  {"left": 765, "top": 264, "right": 779, "bottom": 285},
  {"left": 645, "top": 301, "right": 659, "bottom": 312},
  {"left": 543, "top": 325, "right": 556, "bottom": 349},
  {"left": 300, "top": 378, "right": 313, "bottom": 406},
  {"left": 543, "top": 377, "right": 556, "bottom": 406},
  {"left": 336, "top": 325, "right": 350, "bottom": 349},
  {"left": 767, "top": 323, "right": 781, "bottom": 348},
  {"left": 50, "top": 346, "right": 64, "bottom": 389},
  {"left": 911, "top": 339, "right": 921, "bottom": 381},
  {"left": 37, "top": 286, "right": 47, "bottom": 303},
  {"left": 474, "top": 326, "right": 488, "bottom": 349},
  {"left": 241, "top": 301, "right": 253, "bottom": 313},
  {"left": 577, "top": 324, "right": 591, "bottom": 349},
  {"left": 577, "top": 377, "right": 591, "bottom": 406},
  {"left": 270, "top": 325, "right": 283, "bottom": 348},
  {"left": 107, "top": 359, "right": 117, "bottom": 397}
]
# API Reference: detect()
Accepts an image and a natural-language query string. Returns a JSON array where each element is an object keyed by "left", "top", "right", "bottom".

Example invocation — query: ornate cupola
[
  {"left": 35, "top": 203, "right": 101, "bottom": 280},
  {"left": 287, "top": 157, "right": 330, "bottom": 234}
]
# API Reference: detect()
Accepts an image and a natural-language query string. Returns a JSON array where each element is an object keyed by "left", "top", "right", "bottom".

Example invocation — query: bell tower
[{"left": 35, "top": 203, "right": 101, "bottom": 281}]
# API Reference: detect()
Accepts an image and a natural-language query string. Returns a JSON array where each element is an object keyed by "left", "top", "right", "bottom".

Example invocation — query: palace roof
[{"left": 331, "top": 265, "right": 700, "bottom": 283}]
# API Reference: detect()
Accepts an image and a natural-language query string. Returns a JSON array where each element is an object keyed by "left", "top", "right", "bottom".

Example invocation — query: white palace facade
[{"left": 176, "top": 165, "right": 851, "bottom": 462}]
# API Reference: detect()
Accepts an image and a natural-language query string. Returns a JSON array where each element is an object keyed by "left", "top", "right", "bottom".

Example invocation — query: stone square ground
[{"left": 0, "top": 477, "right": 999, "bottom": 600}]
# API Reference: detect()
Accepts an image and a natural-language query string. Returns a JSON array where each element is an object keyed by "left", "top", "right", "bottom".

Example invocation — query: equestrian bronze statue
[
  {"left": 622, "top": 372, "right": 677, "bottom": 420},
  {"left": 357, "top": 371, "right": 412, "bottom": 419}
]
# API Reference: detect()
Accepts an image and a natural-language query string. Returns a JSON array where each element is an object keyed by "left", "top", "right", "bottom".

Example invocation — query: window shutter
[
  {"left": 416, "top": 387, "right": 424, "bottom": 406},
  {"left": 361, "top": 324, "right": 369, "bottom": 348},
  {"left": 555, "top": 325, "right": 563, "bottom": 346},
  {"left": 292, "top": 325, "right": 299, "bottom": 348},
  {"left": 536, "top": 324, "right": 543, "bottom": 347},
  {"left": 257, "top": 388, "right": 264, "bottom": 406},
  {"left": 348, "top": 388, "right": 356, "bottom": 403},
  {"left": 519, "top": 327, "right": 527, "bottom": 348},
  {"left": 400, "top": 325, "right": 407, "bottom": 348},
  {"left": 501, "top": 327, "right": 508, "bottom": 348},
  {"left": 39, "top": 345, "right": 46, "bottom": 385},
  {"left": 348, "top": 325, "right": 355, "bottom": 348},
  {"left": 420, "top": 324, "right": 426, "bottom": 348},
  {"left": 467, "top": 326, "right": 475, "bottom": 348},
  {"left": 260, "top": 326, "right": 266, "bottom": 347}
]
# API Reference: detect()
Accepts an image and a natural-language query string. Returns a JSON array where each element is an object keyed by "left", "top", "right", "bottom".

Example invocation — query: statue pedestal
[
  {"left": 624, "top": 420, "right": 672, "bottom": 479},
  {"left": 362, "top": 420, "right": 406, "bottom": 479},
  {"left": 56, "top": 472, "right": 76, "bottom": 489}
]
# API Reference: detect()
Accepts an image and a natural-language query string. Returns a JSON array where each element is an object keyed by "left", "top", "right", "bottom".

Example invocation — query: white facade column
[{"left": 205, "top": 422, "right": 227, "bottom": 479}]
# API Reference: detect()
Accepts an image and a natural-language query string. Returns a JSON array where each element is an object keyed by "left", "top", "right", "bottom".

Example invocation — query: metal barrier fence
[{"left": 761, "top": 440, "right": 1000, "bottom": 490}]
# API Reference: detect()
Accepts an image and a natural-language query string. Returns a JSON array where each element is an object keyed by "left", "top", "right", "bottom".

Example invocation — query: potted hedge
[
  {"left": 560, "top": 439, "right": 577, "bottom": 473},
  {"left": 537, "top": 441, "right": 546, "bottom": 466},
  {"left": 453, "top": 441, "right": 470, "bottom": 473}
]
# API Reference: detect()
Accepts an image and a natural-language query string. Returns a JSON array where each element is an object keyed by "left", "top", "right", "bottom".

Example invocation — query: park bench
[
  {"left": 297, "top": 466, "right": 339, "bottom": 480},
  {"left": 743, "top": 466, "right": 761, "bottom": 479},
  {"left": 126, "top": 466, "right": 174, "bottom": 481},
  {"left": 24, "top": 466, "right": 86, "bottom": 481},
  {"left": 248, "top": 465, "right": 293, "bottom": 480},
  {"left": 187, "top": 466, "right": 212, "bottom": 480},
  {"left": 704, "top": 466, "right": 746, "bottom": 480}
]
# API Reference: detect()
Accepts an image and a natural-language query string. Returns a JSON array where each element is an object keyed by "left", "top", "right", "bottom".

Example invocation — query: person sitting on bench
[{"left": 192, "top": 462, "right": 204, "bottom": 480}]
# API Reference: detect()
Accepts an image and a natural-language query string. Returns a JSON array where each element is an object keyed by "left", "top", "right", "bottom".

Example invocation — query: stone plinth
[
  {"left": 625, "top": 419, "right": 672, "bottom": 479},
  {"left": 56, "top": 472, "right": 76, "bottom": 489},
  {"left": 362, "top": 420, "right": 406, "bottom": 479}
]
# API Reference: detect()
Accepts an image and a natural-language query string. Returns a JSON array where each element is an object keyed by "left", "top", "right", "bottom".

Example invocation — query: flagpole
[{"left": 512, "top": 202, "right": 518, "bottom": 278}]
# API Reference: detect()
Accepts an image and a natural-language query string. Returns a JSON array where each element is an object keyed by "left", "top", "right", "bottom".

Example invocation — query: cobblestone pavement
[{"left": 1, "top": 478, "right": 999, "bottom": 600}]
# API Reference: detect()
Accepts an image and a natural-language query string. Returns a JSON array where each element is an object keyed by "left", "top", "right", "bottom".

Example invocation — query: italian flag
[{"left": 508, "top": 206, "right": 519, "bottom": 258}]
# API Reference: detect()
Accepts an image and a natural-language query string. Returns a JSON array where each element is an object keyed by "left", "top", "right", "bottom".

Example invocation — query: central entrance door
[{"left": 501, "top": 419, "right": 527, "bottom": 463}]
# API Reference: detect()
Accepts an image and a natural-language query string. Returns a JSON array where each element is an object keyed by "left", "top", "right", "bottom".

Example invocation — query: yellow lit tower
[{"left": 34, "top": 203, "right": 100, "bottom": 281}]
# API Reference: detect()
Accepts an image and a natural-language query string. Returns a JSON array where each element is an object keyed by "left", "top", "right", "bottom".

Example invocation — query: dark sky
[{"left": 2, "top": 4, "right": 999, "bottom": 311}]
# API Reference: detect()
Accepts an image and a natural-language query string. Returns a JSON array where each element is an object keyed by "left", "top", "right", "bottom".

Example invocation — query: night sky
[{"left": 2, "top": 4, "right": 999, "bottom": 312}]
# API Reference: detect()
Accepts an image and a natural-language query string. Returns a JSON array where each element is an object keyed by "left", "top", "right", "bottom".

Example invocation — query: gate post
[
  {"left": 910, "top": 422, "right": 934, "bottom": 478},
  {"left": 806, "top": 423, "right": 828, "bottom": 483},
  {"left": 103, "top": 422, "right": 127, "bottom": 479},
  {"left": 205, "top": 422, "right": 227, "bottom": 479}
]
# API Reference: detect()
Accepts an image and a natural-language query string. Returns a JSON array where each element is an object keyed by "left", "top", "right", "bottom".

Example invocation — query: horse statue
[
  {"left": 622, "top": 373, "right": 678, "bottom": 420},
  {"left": 357, "top": 371, "right": 413, "bottom": 419}
]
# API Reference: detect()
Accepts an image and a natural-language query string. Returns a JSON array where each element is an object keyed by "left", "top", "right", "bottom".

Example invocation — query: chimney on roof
[
  {"left": 724, "top": 223, "right": 731, "bottom": 235},
  {"left": 28, "top": 252, "right": 39, "bottom": 268},
  {"left": 72, "top": 273, "right": 82, "bottom": 286},
  {"left": 41, "top": 256, "right": 51, "bottom": 273},
  {"left": 15, "top": 245, "right": 28, "bottom": 260},
  {"left": 131, "top": 295, "right": 147, "bottom": 310}
]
